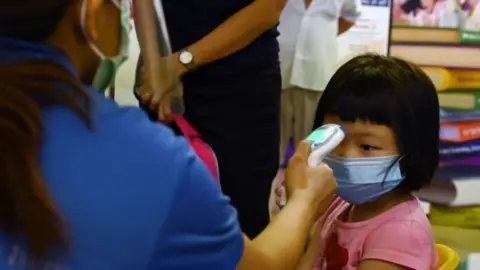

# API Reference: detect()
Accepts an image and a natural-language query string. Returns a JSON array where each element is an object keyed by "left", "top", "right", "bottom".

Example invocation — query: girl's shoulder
[
  {"left": 356, "top": 198, "right": 432, "bottom": 237},
  {"left": 375, "top": 198, "right": 430, "bottom": 226}
]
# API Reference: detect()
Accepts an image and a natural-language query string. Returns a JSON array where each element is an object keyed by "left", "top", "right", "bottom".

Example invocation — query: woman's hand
[
  {"left": 268, "top": 169, "right": 285, "bottom": 219},
  {"left": 285, "top": 141, "right": 337, "bottom": 220},
  {"left": 238, "top": 141, "right": 336, "bottom": 270},
  {"left": 136, "top": 57, "right": 183, "bottom": 121}
]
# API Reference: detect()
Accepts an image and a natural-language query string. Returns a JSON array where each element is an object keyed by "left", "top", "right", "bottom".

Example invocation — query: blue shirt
[{"left": 0, "top": 38, "right": 244, "bottom": 270}]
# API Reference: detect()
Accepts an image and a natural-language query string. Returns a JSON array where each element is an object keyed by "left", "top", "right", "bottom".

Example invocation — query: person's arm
[
  {"left": 134, "top": 0, "right": 180, "bottom": 119},
  {"left": 338, "top": 18, "right": 355, "bottom": 35},
  {"left": 237, "top": 196, "right": 321, "bottom": 270},
  {"left": 238, "top": 143, "right": 336, "bottom": 270},
  {"left": 148, "top": 150, "right": 322, "bottom": 269},
  {"left": 134, "top": 0, "right": 161, "bottom": 69},
  {"left": 178, "top": 0, "right": 287, "bottom": 73},
  {"left": 149, "top": 139, "right": 334, "bottom": 270},
  {"left": 338, "top": 0, "right": 362, "bottom": 35},
  {"left": 295, "top": 222, "right": 322, "bottom": 270}
]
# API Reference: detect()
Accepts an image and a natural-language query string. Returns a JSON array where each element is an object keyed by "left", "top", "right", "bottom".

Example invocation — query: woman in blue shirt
[{"left": 0, "top": 0, "right": 336, "bottom": 269}]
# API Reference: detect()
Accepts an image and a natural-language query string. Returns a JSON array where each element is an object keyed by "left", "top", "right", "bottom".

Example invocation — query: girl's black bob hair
[{"left": 313, "top": 54, "right": 439, "bottom": 192}]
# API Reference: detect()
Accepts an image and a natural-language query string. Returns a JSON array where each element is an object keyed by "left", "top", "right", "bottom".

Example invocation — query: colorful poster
[
  {"left": 337, "top": 0, "right": 392, "bottom": 64},
  {"left": 390, "top": 0, "right": 480, "bottom": 43},
  {"left": 392, "top": 0, "right": 460, "bottom": 27}
]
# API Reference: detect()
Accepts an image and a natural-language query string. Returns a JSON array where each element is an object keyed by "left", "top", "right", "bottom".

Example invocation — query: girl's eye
[{"left": 360, "top": 144, "right": 376, "bottom": 151}]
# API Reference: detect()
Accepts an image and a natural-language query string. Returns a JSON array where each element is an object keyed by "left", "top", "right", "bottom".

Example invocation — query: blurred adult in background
[
  {"left": 277, "top": 0, "right": 360, "bottom": 167},
  {"left": 277, "top": 0, "right": 361, "bottom": 193},
  {"left": 135, "top": 0, "right": 287, "bottom": 238},
  {"left": 267, "top": 0, "right": 359, "bottom": 217},
  {"left": 0, "top": 0, "right": 337, "bottom": 269}
]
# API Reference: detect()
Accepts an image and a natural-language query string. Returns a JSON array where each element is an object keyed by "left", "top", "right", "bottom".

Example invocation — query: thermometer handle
[{"left": 279, "top": 124, "right": 346, "bottom": 207}]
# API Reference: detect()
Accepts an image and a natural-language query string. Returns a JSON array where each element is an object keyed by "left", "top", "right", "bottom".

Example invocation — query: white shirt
[{"left": 278, "top": 0, "right": 362, "bottom": 91}]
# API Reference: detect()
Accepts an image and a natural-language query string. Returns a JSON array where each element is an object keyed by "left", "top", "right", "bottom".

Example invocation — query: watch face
[{"left": 179, "top": 51, "right": 193, "bottom": 64}]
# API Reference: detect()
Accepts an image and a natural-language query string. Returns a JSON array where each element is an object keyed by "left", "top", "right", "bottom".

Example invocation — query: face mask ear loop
[
  {"left": 380, "top": 155, "right": 404, "bottom": 188},
  {"left": 80, "top": 0, "right": 106, "bottom": 60}
]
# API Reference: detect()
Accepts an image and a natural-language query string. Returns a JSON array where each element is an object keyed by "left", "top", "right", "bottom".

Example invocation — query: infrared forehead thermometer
[
  {"left": 306, "top": 124, "right": 346, "bottom": 166},
  {"left": 279, "top": 124, "right": 346, "bottom": 206}
]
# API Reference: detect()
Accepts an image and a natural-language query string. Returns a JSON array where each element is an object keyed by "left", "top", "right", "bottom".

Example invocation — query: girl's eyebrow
[{"left": 351, "top": 130, "right": 384, "bottom": 139}]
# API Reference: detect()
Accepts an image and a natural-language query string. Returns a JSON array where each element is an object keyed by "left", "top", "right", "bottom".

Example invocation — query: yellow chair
[{"left": 436, "top": 244, "right": 460, "bottom": 270}]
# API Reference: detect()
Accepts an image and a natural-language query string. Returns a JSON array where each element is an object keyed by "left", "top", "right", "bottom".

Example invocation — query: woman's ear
[{"left": 74, "top": 0, "right": 103, "bottom": 42}]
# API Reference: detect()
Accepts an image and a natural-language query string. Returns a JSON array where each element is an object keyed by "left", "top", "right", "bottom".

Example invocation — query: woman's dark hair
[
  {"left": 0, "top": 1, "right": 91, "bottom": 259},
  {"left": 401, "top": 0, "right": 424, "bottom": 14},
  {"left": 313, "top": 54, "right": 439, "bottom": 192}
]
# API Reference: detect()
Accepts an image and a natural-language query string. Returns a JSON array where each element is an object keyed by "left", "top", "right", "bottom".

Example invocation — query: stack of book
[
  {"left": 390, "top": 0, "right": 480, "bottom": 259},
  {"left": 419, "top": 75, "right": 480, "bottom": 267},
  {"left": 415, "top": 67, "right": 480, "bottom": 210}
]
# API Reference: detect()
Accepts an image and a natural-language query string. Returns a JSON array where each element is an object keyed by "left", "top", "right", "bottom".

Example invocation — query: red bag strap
[{"left": 170, "top": 114, "right": 200, "bottom": 138}]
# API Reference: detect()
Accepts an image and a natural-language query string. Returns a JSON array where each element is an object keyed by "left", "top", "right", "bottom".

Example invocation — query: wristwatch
[{"left": 178, "top": 48, "right": 196, "bottom": 71}]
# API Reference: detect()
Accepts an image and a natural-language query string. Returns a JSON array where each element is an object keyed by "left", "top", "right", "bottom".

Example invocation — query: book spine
[
  {"left": 439, "top": 91, "right": 480, "bottom": 110},
  {"left": 450, "top": 70, "right": 480, "bottom": 89},
  {"left": 390, "top": 44, "right": 480, "bottom": 69},
  {"left": 422, "top": 67, "right": 451, "bottom": 91},
  {"left": 422, "top": 67, "right": 480, "bottom": 91},
  {"left": 429, "top": 205, "right": 480, "bottom": 228},
  {"left": 452, "top": 123, "right": 480, "bottom": 142},
  {"left": 476, "top": 92, "right": 480, "bottom": 110},
  {"left": 440, "top": 140, "right": 480, "bottom": 157}
]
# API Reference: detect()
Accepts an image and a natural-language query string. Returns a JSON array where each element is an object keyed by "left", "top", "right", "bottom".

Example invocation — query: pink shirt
[{"left": 313, "top": 197, "right": 438, "bottom": 270}]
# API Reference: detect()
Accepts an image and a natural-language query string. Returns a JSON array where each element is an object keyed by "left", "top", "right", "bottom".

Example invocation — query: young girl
[{"left": 298, "top": 54, "right": 440, "bottom": 270}]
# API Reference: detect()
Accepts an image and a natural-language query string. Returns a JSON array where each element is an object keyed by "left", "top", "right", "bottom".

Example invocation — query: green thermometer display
[
  {"left": 306, "top": 124, "right": 345, "bottom": 165},
  {"left": 306, "top": 126, "right": 333, "bottom": 144}
]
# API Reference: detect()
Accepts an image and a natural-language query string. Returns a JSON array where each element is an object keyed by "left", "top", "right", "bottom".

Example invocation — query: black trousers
[{"left": 136, "top": 66, "right": 281, "bottom": 238}]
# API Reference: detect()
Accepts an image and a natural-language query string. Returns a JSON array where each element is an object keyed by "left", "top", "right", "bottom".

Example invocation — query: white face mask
[{"left": 80, "top": 0, "right": 131, "bottom": 91}]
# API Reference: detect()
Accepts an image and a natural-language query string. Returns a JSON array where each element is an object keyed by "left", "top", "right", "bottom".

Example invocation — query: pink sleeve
[
  {"left": 362, "top": 221, "right": 436, "bottom": 270},
  {"left": 311, "top": 197, "right": 349, "bottom": 270}
]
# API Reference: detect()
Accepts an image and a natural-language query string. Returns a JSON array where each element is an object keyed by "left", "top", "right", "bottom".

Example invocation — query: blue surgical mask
[{"left": 324, "top": 154, "right": 404, "bottom": 204}]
